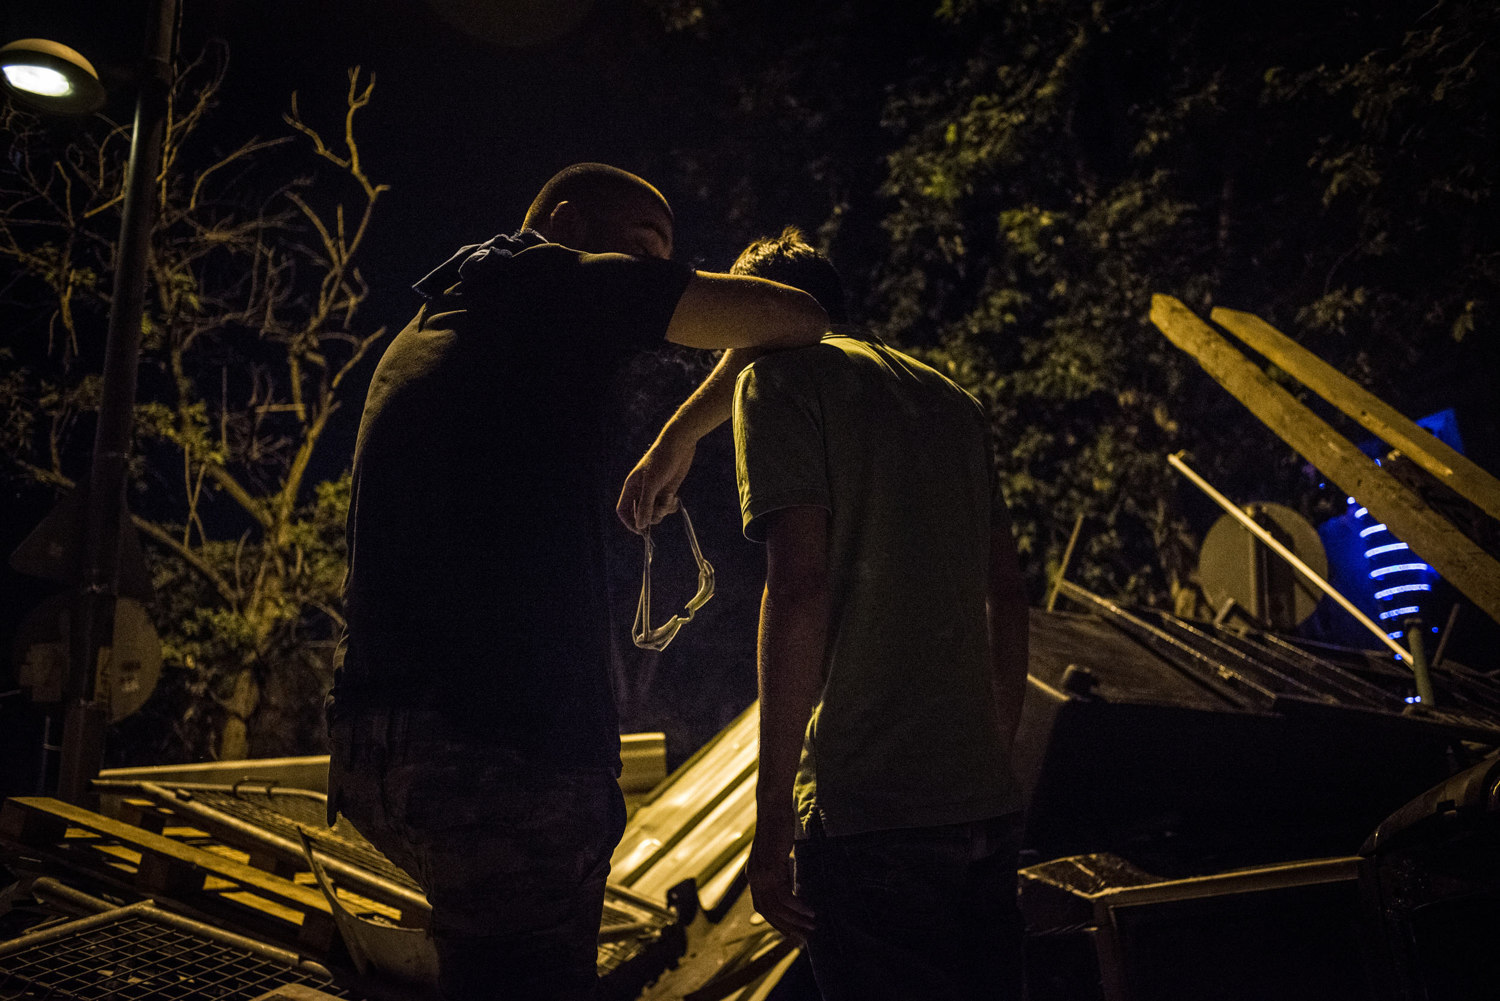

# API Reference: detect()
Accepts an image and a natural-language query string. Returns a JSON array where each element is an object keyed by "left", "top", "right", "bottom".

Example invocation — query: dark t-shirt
[{"left": 336, "top": 243, "right": 693, "bottom": 771}]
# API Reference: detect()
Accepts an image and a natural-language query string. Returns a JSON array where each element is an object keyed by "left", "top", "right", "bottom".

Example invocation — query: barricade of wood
[{"left": 0, "top": 796, "right": 338, "bottom": 953}]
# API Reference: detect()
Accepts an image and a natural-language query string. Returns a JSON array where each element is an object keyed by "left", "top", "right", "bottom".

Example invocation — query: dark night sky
[
  {"left": 5, "top": 1, "right": 1497, "bottom": 758},
  {"left": 1, "top": 0, "right": 773, "bottom": 715},
  {"left": 4, "top": 0, "right": 748, "bottom": 292}
]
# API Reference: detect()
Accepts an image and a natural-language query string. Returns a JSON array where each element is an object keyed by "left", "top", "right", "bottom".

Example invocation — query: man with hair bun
[{"left": 331, "top": 165, "right": 827, "bottom": 1000}]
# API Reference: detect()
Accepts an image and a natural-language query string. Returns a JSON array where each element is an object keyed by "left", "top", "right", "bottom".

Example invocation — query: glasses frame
[{"left": 632, "top": 503, "right": 715, "bottom": 651}]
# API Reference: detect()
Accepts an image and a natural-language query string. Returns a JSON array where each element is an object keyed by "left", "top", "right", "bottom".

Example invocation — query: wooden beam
[
  {"left": 1211, "top": 307, "right": 1500, "bottom": 524},
  {"left": 1150, "top": 295, "right": 1500, "bottom": 627},
  {"left": 0, "top": 796, "right": 335, "bottom": 948}
]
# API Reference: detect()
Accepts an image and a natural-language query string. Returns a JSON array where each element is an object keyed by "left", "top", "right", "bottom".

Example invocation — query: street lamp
[
  {"left": 0, "top": 38, "right": 106, "bottom": 114},
  {"left": 3, "top": 0, "right": 178, "bottom": 804}
]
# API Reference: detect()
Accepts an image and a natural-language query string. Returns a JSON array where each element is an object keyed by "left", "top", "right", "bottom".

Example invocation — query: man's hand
[
  {"left": 616, "top": 432, "right": 696, "bottom": 534},
  {"left": 748, "top": 506, "right": 829, "bottom": 943},
  {"left": 747, "top": 828, "right": 815, "bottom": 941}
]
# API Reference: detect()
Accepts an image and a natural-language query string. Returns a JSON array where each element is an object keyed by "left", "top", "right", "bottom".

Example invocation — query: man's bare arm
[
  {"left": 616, "top": 272, "right": 829, "bottom": 532},
  {"left": 747, "top": 505, "right": 829, "bottom": 940},
  {"left": 987, "top": 503, "right": 1030, "bottom": 749},
  {"left": 665, "top": 272, "right": 828, "bottom": 351},
  {"left": 616, "top": 346, "right": 759, "bottom": 532}
]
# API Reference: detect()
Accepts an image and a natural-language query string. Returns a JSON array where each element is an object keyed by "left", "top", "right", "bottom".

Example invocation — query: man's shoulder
[
  {"left": 737, "top": 338, "right": 847, "bottom": 389},
  {"left": 827, "top": 335, "right": 981, "bottom": 402},
  {"left": 449, "top": 243, "right": 666, "bottom": 298},
  {"left": 869, "top": 339, "right": 985, "bottom": 412},
  {"left": 737, "top": 335, "right": 976, "bottom": 408},
  {"left": 512, "top": 242, "right": 691, "bottom": 284}
]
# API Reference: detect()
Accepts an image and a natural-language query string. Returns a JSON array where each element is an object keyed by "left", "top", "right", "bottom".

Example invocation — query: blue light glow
[
  {"left": 1364, "top": 543, "right": 1409, "bottom": 558},
  {"left": 1359, "top": 524, "right": 1389, "bottom": 538},
  {"left": 1387, "top": 630, "right": 1404, "bottom": 639},
  {"left": 1375, "top": 583, "right": 1432, "bottom": 600},
  {"left": 1405, "top": 695, "right": 1422, "bottom": 704},
  {"left": 1369, "top": 563, "right": 1432, "bottom": 579},
  {"left": 1346, "top": 496, "right": 1357, "bottom": 505},
  {"left": 1379, "top": 606, "right": 1421, "bottom": 620},
  {"left": 1354, "top": 506, "right": 1369, "bottom": 518}
]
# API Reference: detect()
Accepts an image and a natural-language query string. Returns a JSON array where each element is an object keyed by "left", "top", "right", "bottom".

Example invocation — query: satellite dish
[
  {"left": 1197, "top": 502, "right": 1327, "bottom": 630},
  {"left": 11, "top": 594, "right": 162, "bottom": 722}
]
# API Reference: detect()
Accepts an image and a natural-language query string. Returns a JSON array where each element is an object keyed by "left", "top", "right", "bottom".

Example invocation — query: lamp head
[{"left": 1, "top": 38, "right": 105, "bottom": 115}]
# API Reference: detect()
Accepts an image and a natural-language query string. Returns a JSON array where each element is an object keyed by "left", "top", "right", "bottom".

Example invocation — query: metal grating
[
  {"left": 177, "top": 788, "right": 421, "bottom": 894},
  {"left": 133, "top": 783, "right": 679, "bottom": 980},
  {"left": 196, "top": 789, "right": 326, "bottom": 830},
  {"left": 0, "top": 902, "right": 350, "bottom": 1000},
  {"left": 1142, "top": 610, "right": 1387, "bottom": 707},
  {"left": 597, "top": 897, "right": 666, "bottom": 976}
]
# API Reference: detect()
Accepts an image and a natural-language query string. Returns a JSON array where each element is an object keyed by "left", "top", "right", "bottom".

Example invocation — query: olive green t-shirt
[{"left": 733, "top": 333, "right": 1022, "bottom": 838}]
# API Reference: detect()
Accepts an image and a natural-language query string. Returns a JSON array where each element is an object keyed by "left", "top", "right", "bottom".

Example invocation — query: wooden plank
[
  {"left": 1211, "top": 307, "right": 1500, "bottom": 524},
  {"left": 248, "top": 847, "right": 302, "bottom": 879},
  {"left": 118, "top": 798, "right": 168, "bottom": 834},
  {"left": 0, "top": 798, "right": 68, "bottom": 844},
  {"left": 133, "top": 782, "right": 430, "bottom": 922},
  {"left": 136, "top": 850, "right": 203, "bottom": 896},
  {"left": 0, "top": 797, "right": 334, "bottom": 926},
  {"left": 1150, "top": 295, "right": 1500, "bottom": 627}
]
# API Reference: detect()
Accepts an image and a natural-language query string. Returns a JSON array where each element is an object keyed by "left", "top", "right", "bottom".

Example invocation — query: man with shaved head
[{"left": 329, "top": 164, "right": 827, "bottom": 999}]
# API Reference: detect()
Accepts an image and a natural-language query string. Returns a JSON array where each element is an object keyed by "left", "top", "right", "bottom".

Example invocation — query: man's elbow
[
  {"left": 771, "top": 291, "right": 829, "bottom": 348},
  {"left": 735, "top": 286, "right": 828, "bottom": 351},
  {"left": 665, "top": 273, "right": 829, "bottom": 351}
]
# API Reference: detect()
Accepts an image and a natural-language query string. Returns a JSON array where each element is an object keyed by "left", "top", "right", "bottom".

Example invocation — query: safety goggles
[{"left": 632, "top": 504, "right": 715, "bottom": 651}]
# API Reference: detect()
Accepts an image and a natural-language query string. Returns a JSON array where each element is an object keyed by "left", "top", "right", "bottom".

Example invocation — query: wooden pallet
[
  {"left": 116, "top": 783, "right": 425, "bottom": 926},
  {"left": 0, "top": 796, "right": 337, "bottom": 952}
]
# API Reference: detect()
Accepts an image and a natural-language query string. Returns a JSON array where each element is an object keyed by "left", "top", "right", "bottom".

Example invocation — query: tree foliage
[
  {"left": 5, "top": 1, "right": 1493, "bottom": 765},
  {"left": 589, "top": 0, "right": 1498, "bottom": 755},
  {"left": 1, "top": 45, "right": 386, "bottom": 761},
  {"left": 872, "top": 0, "right": 1498, "bottom": 608}
]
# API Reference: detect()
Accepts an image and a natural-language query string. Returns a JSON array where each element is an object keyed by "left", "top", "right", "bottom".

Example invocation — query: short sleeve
[
  {"left": 570, "top": 251, "right": 694, "bottom": 351},
  {"left": 734, "top": 354, "right": 830, "bottom": 543},
  {"left": 500, "top": 245, "right": 694, "bottom": 358}
]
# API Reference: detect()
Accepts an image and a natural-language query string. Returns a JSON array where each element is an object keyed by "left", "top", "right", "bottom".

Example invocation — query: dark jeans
[
  {"left": 328, "top": 709, "right": 626, "bottom": 1001},
  {"left": 793, "top": 813, "right": 1025, "bottom": 1001}
]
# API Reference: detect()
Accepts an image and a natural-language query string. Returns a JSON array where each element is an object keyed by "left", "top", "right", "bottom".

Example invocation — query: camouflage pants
[{"left": 328, "top": 709, "right": 626, "bottom": 1001}]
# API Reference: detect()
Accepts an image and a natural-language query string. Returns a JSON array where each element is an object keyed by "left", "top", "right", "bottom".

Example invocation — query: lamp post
[
  {"left": 0, "top": 38, "right": 106, "bottom": 114},
  {"left": 3, "top": 0, "right": 179, "bottom": 804}
]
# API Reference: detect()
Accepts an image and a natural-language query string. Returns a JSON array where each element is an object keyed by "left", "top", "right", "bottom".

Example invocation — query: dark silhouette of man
[{"left": 330, "top": 165, "right": 827, "bottom": 1000}]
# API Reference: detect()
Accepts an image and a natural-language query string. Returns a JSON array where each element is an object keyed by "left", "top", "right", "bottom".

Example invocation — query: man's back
[
  {"left": 734, "top": 334, "right": 1021, "bottom": 837},
  {"left": 340, "top": 243, "right": 691, "bottom": 768}
]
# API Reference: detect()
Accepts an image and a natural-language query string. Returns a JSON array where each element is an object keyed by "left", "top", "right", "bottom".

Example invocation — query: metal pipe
[
  {"left": 27, "top": 876, "right": 116, "bottom": 916},
  {"left": 1403, "top": 616, "right": 1437, "bottom": 705},
  {"left": 137, "top": 782, "right": 431, "bottom": 913},
  {"left": 1430, "top": 602, "right": 1460, "bottom": 671},
  {"left": 1046, "top": 512, "right": 1085, "bottom": 613},
  {"left": 57, "top": 0, "right": 179, "bottom": 805},
  {"left": 1167, "top": 452, "right": 1415, "bottom": 667}
]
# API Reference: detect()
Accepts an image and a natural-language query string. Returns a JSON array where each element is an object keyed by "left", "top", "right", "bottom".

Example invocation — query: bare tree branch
[
  {"left": 2, "top": 50, "right": 382, "bottom": 761},
  {"left": 132, "top": 514, "right": 239, "bottom": 607}
]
